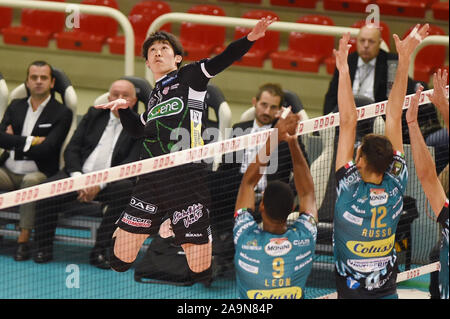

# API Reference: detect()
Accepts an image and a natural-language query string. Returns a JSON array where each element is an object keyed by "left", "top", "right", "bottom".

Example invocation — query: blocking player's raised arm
[
  {"left": 287, "top": 134, "right": 318, "bottom": 222},
  {"left": 385, "top": 24, "right": 429, "bottom": 153},
  {"left": 427, "top": 68, "right": 449, "bottom": 132},
  {"left": 406, "top": 86, "right": 447, "bottom": 217},
  {"left": 334, "top": 33, "right": 357, "bottom": 172}
]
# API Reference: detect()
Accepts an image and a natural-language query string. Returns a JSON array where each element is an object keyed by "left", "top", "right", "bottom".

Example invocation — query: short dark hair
[
  {"left": 255, "top": 83, "right": 284, "bottom": 107},
  {"left": 360, "top": 133, "right": 394, "bottom": 175},
  {"left": 263, "top": 181, "right": 294, "bottom": 222},
  {"left": 26, "top": 60, "right": 54, "bottom": 79},
  {"left": 142, "top": 31, "right": 184, "bottom": 68}
]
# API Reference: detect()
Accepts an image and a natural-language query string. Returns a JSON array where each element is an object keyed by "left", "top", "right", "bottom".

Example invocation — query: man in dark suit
[
  {"left": 323, "top": 25, "right": 439, "bottom": 143},
  {"left": 0, "top": 61, "right": 73, "bottom": 261},
  {"left": 210, "top": 83, "right": 308, "bottom": 276},
  {"left": 32, "top": 79, "right": 142, "bottom": 269}
]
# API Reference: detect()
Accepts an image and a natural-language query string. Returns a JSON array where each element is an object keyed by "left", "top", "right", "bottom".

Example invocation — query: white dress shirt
[
  {"left": 71, "top": 112, "right": 122, "bottom": 189},
  {"left": 353, "top": 57, "right": 376, "bottom": 101},
  {"left": 5, "top": 95, "right": 50, "bottom": 175}
]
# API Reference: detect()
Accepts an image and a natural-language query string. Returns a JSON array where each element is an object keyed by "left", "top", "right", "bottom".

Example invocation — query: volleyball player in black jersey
[{"left": 96, "top": 17, "right": 276, "bottom": 284}]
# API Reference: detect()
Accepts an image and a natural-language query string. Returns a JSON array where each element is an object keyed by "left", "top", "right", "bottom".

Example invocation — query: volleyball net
[{"left": 0, "top": 87, "right": 447, "bottom": 299}]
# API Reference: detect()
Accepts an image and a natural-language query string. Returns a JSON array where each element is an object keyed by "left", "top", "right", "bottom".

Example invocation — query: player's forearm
[
  {"left": 288, "top": 138, "right": 313, "bottom": 197},
  {"left": 242, "top": 130, "right": 277, "bottom": 188},
  {"left": 337, "top": 69, "right": 357, "bottom": 127},
  {"left": 205, "top": 37, "right": 253, "bottom": 76},
  {"left": 386, "top": 59, "right": 409, "bottom": 121},
  {"left": 407, "top": 121, "right": 438, "bottom": 184}
]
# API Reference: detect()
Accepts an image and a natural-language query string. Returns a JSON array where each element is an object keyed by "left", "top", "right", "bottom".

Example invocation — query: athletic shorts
[
  {"left": 334, "top": 263, "right": 398, "bottom": 299},
  {"left": 116, "top": 164, "right": 212, "bottom": 246}
]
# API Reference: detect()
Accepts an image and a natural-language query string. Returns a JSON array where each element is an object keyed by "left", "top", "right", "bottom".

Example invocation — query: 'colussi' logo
[{"left": 346, "top": 234, "right": 395, "bottom": 257}]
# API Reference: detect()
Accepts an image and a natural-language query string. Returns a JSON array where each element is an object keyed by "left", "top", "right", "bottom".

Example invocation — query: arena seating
[
  {"left": 2, "top": 0, "right": 65, "bottom": 47},
  {"left": 270, "top": 0, "right": 318, "bottom": 8},
  {"left": 431, "top": 1, "right": 449, "bottom": 20},
  {"left": 179, "top": 4, "right": 226, "bottom": 61},
  {"left": 0, "top": 6, "right": 13, "bottom": 32},
  {"left": 323, "top": 0, "right": 372, "bottom": 13},
  {"left": 376, "top": 0, "right": 428, "bottom": 18},
  {"left": 55, "top": 0, "right": 119, "bottom": 53},
  {"left": 108, "top": 0, "right": 171, "bottom": 56},
  {"left": 270, "top": 14, "right": 335, "bottom": 73}
]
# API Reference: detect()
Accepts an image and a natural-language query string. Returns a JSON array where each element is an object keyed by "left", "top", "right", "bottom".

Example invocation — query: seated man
[
  {"left": 0, "top": 61, "right": 72, "bottom": 261},
  {"left": 32, "top": 79, "right": 142, "bottom": 268},
  {"left": 211, "top": 83, "right": 308, "bottom": 274},
  {"left": 233, "top": 107, "right": 317, "bottom": 299}
]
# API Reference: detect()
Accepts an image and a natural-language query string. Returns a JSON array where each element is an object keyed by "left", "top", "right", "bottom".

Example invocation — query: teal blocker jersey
[
  {"left": 233, "top": 208, "right": 317, "bottom": 299},
  {"left": 333, "top": 151, "right": 408, "bottom": 291}
]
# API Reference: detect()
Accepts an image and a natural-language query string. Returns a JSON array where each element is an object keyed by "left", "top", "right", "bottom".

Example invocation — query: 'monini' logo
[{"left": 147, "top": 97, "right": 184, "bottom": 121}]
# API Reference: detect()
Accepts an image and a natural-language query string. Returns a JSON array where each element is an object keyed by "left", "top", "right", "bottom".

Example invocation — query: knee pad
[{"left": 109, "top": 238, "right": 133, "bottom": 272}]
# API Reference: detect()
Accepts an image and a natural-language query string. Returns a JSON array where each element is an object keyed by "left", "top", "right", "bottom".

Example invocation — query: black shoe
[
  {"left": 33, "top": 249, "right": 53, "bottom": 263},
  {"left": 14, "top": 243, "right": 31, "bottom": 261},
  {"left": 89, "top": 249, "right": 111, "bottom": 270}
]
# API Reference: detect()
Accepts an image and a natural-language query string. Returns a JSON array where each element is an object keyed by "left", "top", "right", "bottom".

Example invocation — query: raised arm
[
  {"left": 235, "top": 108, "right": 300, "bottom": 212},
  {"left": 427, "top": 68, "right": 449, "bottom": 132},
  {"left": 204, "top": 17, "right": 276, "bottom": 77},
  {"left": 334, "top": 32, "right": 357, "bottom": 171},
  {"left": 287, "top": 135, "right": 318, "bottom": 221},
  {"left": 406, "top": 86, "right": 447, "bottom": 216},
  {"left": 385, "top": 24, "right": 429, "bottom": 153}
]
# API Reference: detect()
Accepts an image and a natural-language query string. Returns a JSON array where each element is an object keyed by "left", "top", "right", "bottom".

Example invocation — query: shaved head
[{"left": 357, "top": 25, "right": 382, "bottom": 63}]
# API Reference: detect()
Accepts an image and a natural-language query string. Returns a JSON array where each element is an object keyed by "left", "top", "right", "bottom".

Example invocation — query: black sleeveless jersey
[{"left": 119, "top": 36, "right": 254, "bottom": 160}]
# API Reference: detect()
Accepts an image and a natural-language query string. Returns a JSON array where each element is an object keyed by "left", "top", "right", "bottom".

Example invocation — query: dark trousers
[{"left": 33, "top": 170, "right": 133, "bottom": 251}]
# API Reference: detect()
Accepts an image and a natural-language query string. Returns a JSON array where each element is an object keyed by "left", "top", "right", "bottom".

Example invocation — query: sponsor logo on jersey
[
  {"left": 347, "top": 256, "right": 391, "bottom": 273},
  {"left": 346, "top": 277, "right": 360, "bottom": 289},
  {"left": 190, "top": 110, "right": 204, "bottom": 148},
  {"left": 129, "top": 197, "right": 157, "bottom": 214},
  {"left": 238, "top": 259, "right": 258, "bottom": 274},
  {"left": 121, "top": 213, "right": 151, "bottom": 228},
  {"left": 346, "top": 234, "right": 395, "bottom": 257},
  {"left": 247, "top": 287, "right": 302, "bottom": 299},
  {"left": 172, "top": 203, "right": 204, "bottom": 228},
  {"left": 369, "top": 188, "right": 388, "bottom": 206},
  {"left": 343, "top": 211, "right": 363, "bottom": 226},
  {"left": 147, "top": 97, "right": 184, "bottom": 121},
  {"left": 264, "top": 238, "right": 292, "bottom": 257}
]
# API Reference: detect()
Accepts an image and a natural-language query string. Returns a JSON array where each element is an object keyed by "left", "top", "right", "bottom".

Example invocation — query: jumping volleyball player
[
  {"left": 96, "top": 17, "right": 276, "bottom": 285},
  {"left": 333, "top": 24, "right": 429, "bottom": 298}
]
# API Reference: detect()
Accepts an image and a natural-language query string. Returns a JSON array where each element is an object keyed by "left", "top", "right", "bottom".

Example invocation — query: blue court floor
[{"left": 0, "top": 235, "right": 429, "bottom": 299}]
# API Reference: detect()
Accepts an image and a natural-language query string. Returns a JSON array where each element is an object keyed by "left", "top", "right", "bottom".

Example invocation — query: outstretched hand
[
  {"left": 406, "top": 85, "right": 424, "bottom": 126},
  {"left": 274, "top": 106, "right": 301, "bottom": 142},
  {"left": 333, "top": 32, "right": 352, "bottom": 73},
  {"left": 393, "top": 24, "right": 429, "bottom": 59},
  {"left": 247, "top": 16, "right": 277, "bottom": 42},
  {"left": 427, "top": 68, "right": 449, "bottom": 111},
  {"left": 94, "top": 98, "right": 132, "bottom": 111}
]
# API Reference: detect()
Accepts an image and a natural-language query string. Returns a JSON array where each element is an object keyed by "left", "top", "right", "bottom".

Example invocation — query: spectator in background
[
  {"left": 323, "top": 24, "right": 440, "bottom": 144},
  {"left": 32, "top": 79, "right": 142, "bottom": 269},
  {"left": 0, "top": 61, "right": 72, "bottom": 261}
]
